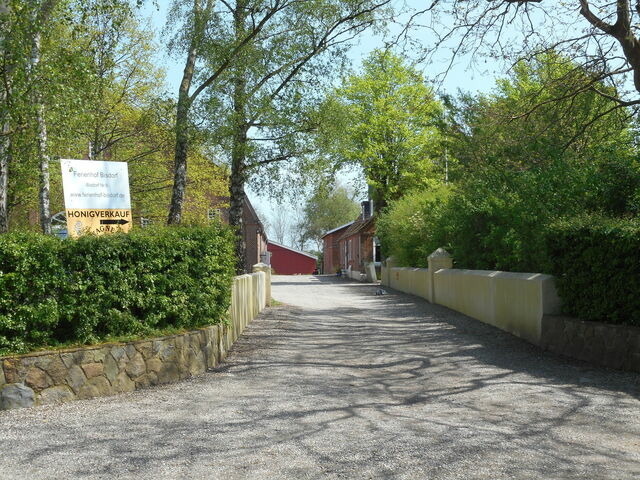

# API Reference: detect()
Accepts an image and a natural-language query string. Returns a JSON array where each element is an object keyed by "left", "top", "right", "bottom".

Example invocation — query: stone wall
[
  {"left": 541, "top": 315, "right": 640, "bottom": 373},
  {"left": 0, "top": 270, "right": 268, "bottom": 410}
]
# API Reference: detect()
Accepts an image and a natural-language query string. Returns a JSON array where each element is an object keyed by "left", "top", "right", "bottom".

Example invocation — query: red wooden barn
[{"left": 267, "top": 241, "right": 317, "bottom": 275}]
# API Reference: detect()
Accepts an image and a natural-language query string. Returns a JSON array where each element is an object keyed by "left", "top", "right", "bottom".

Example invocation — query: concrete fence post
[
  {"left": 252, "top": 263, "right": 272, "bottom": 306},
  {"left": 428, "top": 248, "right": 453, "bottom": 304},
  {"left": 381, "top": 256, "right": 393, "bottom": 287}
]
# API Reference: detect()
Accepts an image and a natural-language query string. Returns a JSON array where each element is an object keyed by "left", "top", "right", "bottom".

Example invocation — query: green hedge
[
  {"left": 0, "top": 225, "right": 236, "bottom": 356},
  {"left": 545, "top": 216, "right": 640, "bottom": 327},
  {"left": 376, "top": 186, "right": 451, "bottom": 268}
]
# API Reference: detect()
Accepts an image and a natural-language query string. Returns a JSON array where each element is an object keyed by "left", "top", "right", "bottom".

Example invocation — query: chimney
[{"left": 361, "top": 200, "right": 373, "bottom": 220}]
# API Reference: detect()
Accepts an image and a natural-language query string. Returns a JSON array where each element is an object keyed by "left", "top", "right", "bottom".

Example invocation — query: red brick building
[
  {"left": 322, "top": 201, "right": 380, "bottom": 278},
  {"left": 337, "top": 217, "right": 376, "bottom": 273},
  {"left": 267, "top": 241, "right": 317, "bottom": 275},
  {"left": 321, "top": 222, "right": 353, "bottom": 274},
  {"left": 211, "top": 196, "right": 268, "bottom": 272}
]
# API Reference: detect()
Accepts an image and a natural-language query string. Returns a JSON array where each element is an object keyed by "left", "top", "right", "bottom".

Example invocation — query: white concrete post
[
  {"left": 428, "top": 248, "right": 453, "bottom": 304},
  {"left": 382, "top": 256, "right": 396, "bottom": 287},
  {"left": 252, "top": 263, "right": 272, "bottom": 306},
  {"left": 365, "top": 262, "right": 377, "bottom": 282}
]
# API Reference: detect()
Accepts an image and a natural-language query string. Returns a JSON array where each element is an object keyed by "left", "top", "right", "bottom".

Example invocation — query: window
[
  {"left": 207, "top": 208, "right": 221, "bottom": 221},
  {"left": 374, "top": 236, "right": 382, "bottom": 263}
]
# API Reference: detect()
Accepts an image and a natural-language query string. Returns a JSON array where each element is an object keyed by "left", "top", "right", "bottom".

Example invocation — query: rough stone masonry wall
[
  {"left": 0, "top": 270, "right": 269, "bottom": 410},
  {"left": 540, "top": 316, "right": 640, "bottom": 373}
]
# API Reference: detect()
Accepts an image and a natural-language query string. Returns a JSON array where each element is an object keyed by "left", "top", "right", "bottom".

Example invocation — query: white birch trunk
[
  {"left": 31, "top": 29, "right": 51, "bottom": 234},
  {"left": 30, "top": 1, "right": 59, "bottom": 234},
  {"left": 0, "top": 0, "right": 10, "bottom": 233}
]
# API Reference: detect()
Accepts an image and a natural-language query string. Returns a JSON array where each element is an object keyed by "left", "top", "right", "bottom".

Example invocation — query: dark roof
[
  {"left": 337, "top": 217, "right": 375, "bottom": 241},
  {"left": 320, "top": 221, "right": 354, "bottom": 239},
  {"left": 267, "top": 241, "right": 318, "bottom": 260},
  {"left": 211, "top": 194, "right": 267, "bottom": 240}
]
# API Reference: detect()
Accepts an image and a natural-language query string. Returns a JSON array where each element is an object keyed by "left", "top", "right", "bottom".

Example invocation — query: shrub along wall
[
  {"left": 0, "top": 270, "right": 270, "bottom": 410},
  {"left": 545, "top": 216, "right": 640, "bottom": 327},
  {"left": 378, "top": 186, "right": 640, "bottom": 328},
  {"left": 0, "top": 225, "right": 236, "bottom": 356}
]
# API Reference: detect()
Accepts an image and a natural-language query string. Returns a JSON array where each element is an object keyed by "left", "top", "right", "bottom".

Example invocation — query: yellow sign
[{"left": 65, "top": 209, "right": 132, "bottom": 238}]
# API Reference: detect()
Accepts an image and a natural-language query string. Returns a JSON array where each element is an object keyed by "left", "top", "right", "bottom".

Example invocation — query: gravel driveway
[{"left": 0, "top": 274, "right": 639, "bottom": 479}]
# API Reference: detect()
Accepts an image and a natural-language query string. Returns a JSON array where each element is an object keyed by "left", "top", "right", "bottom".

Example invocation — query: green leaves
[
  {"left": 376, "top": 185, "right": 451, "bottom": 267},
  {"left": 322, "top": 49, "right": 446, "bottom": 209},
  {"left": 545, "top": 216, "right": 640, "bottom": 327},
  {"left": 0, "top": 225, "right": 235, "bottom": 356},
  {"left": 298, "top": 183, "right": 361, "bottom": 249}
]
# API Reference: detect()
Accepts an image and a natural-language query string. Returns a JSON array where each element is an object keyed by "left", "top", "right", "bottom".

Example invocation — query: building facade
[
  {"left": 322, "top": 200, "right": 380, "bottom": 278},
  {"left": 211, "top": 195, "right": 268, "bottom": 272},
  {"left": 337, "top": 217, "right": 376, "bottom": 273},
  {"left": 321, "top": 222, "right": 353, "bottom": 274},
  {"left": 267, "top": 241, "right": 317, "bottom": 275}
]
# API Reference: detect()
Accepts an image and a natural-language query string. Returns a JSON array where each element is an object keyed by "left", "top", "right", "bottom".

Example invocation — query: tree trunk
[
  {"left": 168, "top": 0, "right": 203, "bottom": 225},
  {"left": 229, "top": 88, "right": 249, "bottom": 273},
  {"left": 167, "top": 96, "right": 191, "bottom": 224},
  {"left": 229, "top": 155, "right": 247, "bottom": 273},
  {"left": 29, "top": 1, "right": 60, "bottom": 235},
  {"left": 0, "top": 1, "right": 10, "bottom": 233},
  {"left": 229, "top": 0, "right": 249, "bottom": 273},
  {"left": 31, "top": 29, "right": 51, "bottom": 234},
  {"left": 0, "top": 122, "right": 9, "bottom": 234}
]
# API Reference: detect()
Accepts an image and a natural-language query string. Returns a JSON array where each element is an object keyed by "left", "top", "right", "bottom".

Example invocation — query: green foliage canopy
[
  {"left": 379, "top": 53, "right": 640, "bottom": 273},
  {"left": 298, "top": 182, "right": 361, "bottom": 250},
  {"left": 321, "top": 50, "right": 446, "bottom": 210}
]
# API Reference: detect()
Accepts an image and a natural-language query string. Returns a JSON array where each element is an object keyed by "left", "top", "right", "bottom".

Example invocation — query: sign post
[{"left": 60, "top": 159, "right": 132, "bottom": 237}]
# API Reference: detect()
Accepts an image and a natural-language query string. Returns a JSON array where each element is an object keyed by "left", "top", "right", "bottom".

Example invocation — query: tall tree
[
  {"left": 0, "top": 0, "right": 13, "bottom": 233},
  {"left": 448, "top": 52, "right": 636, "bottom": 174},
  {"left": 28, "top": 0, "right": 62, "bottom": 234},
  {"left": 166, "top": 0, "right": 287, "bottom": 226},
  {"left": 319, "top": 50, "right": 446, "bottom": 211},
  {"left": 180, "top": 0, "right": 392, "bottom": 271},
  {"left": 298, "top": 182, "right": 360, "bottom": 250},
  {"left": 438, "top": 54, "right": 639, "bottom": 271}
]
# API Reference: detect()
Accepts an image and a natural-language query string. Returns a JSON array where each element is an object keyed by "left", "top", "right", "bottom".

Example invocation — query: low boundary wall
[
  {"left": 382, "top": 250, "right": 639, "bottom": 372},
  {"left": 0, "top": 268, "right": 270, "bottom": 410},
  {"left": 540, "top": 315, "right": 640, "bottom": 372},
  {"left": 343, "top": 263, "right": 377, "bottom": 283},
  {"left": 433, "top": 269, "right": 561, "bottom": 344}
]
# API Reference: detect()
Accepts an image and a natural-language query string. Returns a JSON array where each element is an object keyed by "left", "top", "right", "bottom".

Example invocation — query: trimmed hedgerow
[
  {"left": 545, "top": 216, "right": 640, "bottom": 327},
  {"left": 0, "top": 225, "right": 236, "bottom": 356}
]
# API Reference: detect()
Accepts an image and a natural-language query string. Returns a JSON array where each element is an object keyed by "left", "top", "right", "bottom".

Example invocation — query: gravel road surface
[{"left": 0, "top": 275, "right": 638, "bottom": 479}]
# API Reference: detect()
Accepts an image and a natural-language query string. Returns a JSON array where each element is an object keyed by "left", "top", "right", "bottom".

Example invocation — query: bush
[
  {"left": 376, "top": 186, "right": 451, "bottom": 267},
  {"left": 545, "top": 216, "right": 640, "bottom": 327},
  {"left": 438, "top": 185, "right": 549, "bottom": 272},
  {"left": 0, "top": 225, "right": 236, "bottom": 355}
]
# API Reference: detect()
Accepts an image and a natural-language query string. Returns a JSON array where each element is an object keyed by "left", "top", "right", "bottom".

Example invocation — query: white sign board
[
  {"left": 61, "top": 159, "right": 131, "bottom": 209},
  {"left": 60, "top": 159, "right": 132, "bottom": 237}
]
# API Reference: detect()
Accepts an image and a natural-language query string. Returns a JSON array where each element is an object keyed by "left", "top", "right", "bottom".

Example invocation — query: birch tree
[
  {"left": 166, "top": 0, "right": 282, "bottom": 226},
  {"left": 27, "top": 0, "right": 61, "bottom": 234},
  {"left": 0, "top": 0, "right": 12, "bottom": 233},
  {"left": 203, "top": 0, "right": 392, "bottom": 271}
]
